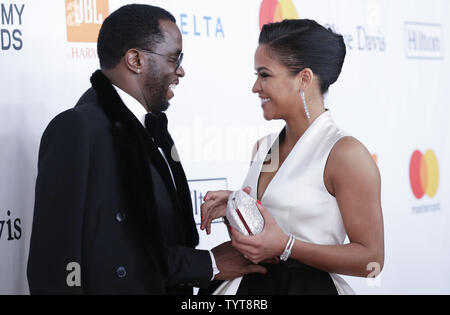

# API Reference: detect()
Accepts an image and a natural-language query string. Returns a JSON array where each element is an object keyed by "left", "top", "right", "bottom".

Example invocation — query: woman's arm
[
  {"left": 309, "top": 136, "right": 384, "bottom": 277},
  {"left": 231, "top": 136, "right": 384, "bottom": 278}
]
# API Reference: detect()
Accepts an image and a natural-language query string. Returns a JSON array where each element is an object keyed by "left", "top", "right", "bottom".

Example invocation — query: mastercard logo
[
  {"left": 409, "top": 150, "right": 439, "bottom": 199},
  {"left": 259, "top": 0, "right": 299, "bottom": 30}
]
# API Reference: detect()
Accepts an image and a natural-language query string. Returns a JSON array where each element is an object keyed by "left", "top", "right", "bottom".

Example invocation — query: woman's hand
[
  {"left": 231, "top": 201, "right": 289, "bottom": 264},
  {"left": 200, "top": 186, "right": 251, "bottom": 235},
  {"left": 200, "top": 190, "right": 231, "bottom": 235}
]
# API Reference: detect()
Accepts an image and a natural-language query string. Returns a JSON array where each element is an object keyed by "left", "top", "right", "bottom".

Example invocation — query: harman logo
[
  {"left": 405, "top": 22, "right": 443, "bottom": 59},
  {"left": 259, "top": 0, "right": 298, "bottom": 30},
  {"left": 65, "top": 0, "right": 109, "bottom": 43},
  {"left": 409, "top": 150, "right": 439, "bottom": 199}
]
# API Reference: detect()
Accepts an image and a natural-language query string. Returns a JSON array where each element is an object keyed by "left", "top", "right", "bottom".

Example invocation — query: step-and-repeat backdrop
[{"left": 1, "top": 0, "right": 449, "bottom": 294}]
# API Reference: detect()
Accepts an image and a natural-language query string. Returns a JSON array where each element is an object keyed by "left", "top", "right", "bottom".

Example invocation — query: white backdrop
[{"left": 0, "top": 0, "right": 449, "bottom": 294}]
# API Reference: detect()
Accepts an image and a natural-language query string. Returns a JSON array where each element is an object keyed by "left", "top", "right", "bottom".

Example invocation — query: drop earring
[{"left": 300, "top": 90, "right": 311, "bottom": 119}]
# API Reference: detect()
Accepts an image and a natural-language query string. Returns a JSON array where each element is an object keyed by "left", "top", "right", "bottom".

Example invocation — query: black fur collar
[{"left": 90, "top": 70, "right": 170, "bottom": 275}]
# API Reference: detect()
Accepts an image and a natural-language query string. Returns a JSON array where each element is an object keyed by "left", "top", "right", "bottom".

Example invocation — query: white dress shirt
[
  {"left": 112, "top": 84, "right": 219, "bottom": 281},
  {"left": 112, "top": 85, "right": 177, "bottom": 187}
]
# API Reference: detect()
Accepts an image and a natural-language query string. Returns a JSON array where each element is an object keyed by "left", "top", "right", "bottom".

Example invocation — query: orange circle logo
[
  {"left": 409, "top": 150, "right": 439, "bottom": 199},
  {"left": 259, "top": 0, "right": 299, "bottom": 30}
]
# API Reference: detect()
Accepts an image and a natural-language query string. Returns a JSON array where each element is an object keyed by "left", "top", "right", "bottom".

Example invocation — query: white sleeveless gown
[{"left": 214, "top": 110, "right": 355, "bottom": 295}]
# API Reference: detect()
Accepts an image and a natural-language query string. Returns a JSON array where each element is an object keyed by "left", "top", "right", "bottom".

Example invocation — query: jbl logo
[{"left": 65, "top": 0, "right": 109, "bottom": 43}]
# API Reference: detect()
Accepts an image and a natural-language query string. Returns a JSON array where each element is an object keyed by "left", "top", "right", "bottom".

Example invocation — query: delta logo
[
  {"left": 259, "top": 0, "right": 298, "bottom": 30},
  {"left": 65, "top": 0, "right": 109, "bottom": 43},
  {"left": 409, "top": 149, "right": 439, "bottom": 199}
]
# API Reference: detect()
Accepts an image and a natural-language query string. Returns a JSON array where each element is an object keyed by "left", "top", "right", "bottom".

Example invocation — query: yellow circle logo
[{"left": 409, "top": 150, "right": 439, "bottom": 199}]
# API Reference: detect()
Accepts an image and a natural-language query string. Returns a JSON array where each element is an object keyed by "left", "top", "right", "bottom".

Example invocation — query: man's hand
[{"left": 211, "top": 241, "right": 267, "bottom": 280}]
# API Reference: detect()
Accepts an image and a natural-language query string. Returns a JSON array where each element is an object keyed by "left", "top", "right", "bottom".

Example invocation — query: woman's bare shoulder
[
  {"left": 325, "top": 136, "right": 380, "bottom": 190},
  {"left": 330, "top": 136, "right": 373, "bottom": 165}
]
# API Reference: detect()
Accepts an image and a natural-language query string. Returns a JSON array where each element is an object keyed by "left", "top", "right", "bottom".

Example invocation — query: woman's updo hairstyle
[{"left": 259, "top": 19, "right": 346, "bottom": 94}]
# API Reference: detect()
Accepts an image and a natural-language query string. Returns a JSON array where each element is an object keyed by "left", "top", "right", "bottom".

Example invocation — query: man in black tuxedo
[{"left": 27, "top": 4, "right": 265, "bottom": 294}]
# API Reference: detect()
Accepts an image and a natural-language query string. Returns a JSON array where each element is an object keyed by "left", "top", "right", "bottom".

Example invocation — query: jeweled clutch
[{"left": 226, "top": 190, "right": 264, "bottom": 236}]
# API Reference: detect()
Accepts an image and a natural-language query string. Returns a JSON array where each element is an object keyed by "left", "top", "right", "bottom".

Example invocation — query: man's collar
[{"left": 112, "top": 84, "right": 147, "bottom": 127}]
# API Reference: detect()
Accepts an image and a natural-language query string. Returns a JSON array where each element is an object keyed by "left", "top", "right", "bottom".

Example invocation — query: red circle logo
[
  {"left": 259, "top": 0, "right": 299, "bottom": 30},
  {"left": 409, "top": 150, "right": 439, "bottom": 199}
]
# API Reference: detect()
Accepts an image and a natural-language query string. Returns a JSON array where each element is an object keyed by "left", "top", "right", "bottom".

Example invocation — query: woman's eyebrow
[{"left": 256, "top": 66, "right": 271, "bottom": 72}]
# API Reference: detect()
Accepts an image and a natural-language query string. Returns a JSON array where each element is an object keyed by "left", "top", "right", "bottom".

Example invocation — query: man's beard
[{"left": 144, "top": 72, "right": 170, "bottom": 113}]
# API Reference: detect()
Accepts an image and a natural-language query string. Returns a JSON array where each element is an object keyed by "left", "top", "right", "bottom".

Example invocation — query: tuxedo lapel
[
  {"left": 143, "top": 112, "right": 187, "bottom": 212},
  {"left": 161, "top": 134, "right": 198, "bottom": 247},
  {"left": 145, "top": 131, "right": 184, "bottom": 213},
  {"left": 146, "top": 129, "right": 201, "bottom": 249}
]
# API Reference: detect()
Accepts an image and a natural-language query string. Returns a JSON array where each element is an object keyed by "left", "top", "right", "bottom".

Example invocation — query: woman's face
[{"left": 252, "top": 44, "right": 300, "bottom": 121}]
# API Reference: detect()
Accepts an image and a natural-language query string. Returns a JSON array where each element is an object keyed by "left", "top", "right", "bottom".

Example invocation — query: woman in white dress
[{"left": 200, "top": 19, "right": 384, "bottom": 295}]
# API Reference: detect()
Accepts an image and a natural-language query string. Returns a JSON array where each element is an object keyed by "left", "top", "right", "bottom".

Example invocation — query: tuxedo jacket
[{"left": 27, "top": 70, "right": 212, "bottom": 294}]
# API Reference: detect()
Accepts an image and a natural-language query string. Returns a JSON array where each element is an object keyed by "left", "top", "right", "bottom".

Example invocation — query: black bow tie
[{"left": 145, "top": 112, "right": 168, "bottom": 147}]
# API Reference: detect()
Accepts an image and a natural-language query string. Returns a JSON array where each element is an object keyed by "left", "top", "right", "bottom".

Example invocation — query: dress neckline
[{"left": 256, "top": 110, "right": 331, "bottom": 202}]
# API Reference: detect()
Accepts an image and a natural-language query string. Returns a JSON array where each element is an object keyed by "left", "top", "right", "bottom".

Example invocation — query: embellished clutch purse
[{"left": 225, "top": 190, "right": 264, "bottom": 236}]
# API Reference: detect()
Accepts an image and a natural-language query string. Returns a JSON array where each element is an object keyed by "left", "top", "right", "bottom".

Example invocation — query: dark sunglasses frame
[{"left": 136, "top": 48, "right": 183, "bottom": 70}]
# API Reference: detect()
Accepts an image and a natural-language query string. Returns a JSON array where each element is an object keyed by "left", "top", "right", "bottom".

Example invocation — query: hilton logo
[{"left": 404, "top": 22, "right": 443, "bottom": 59}]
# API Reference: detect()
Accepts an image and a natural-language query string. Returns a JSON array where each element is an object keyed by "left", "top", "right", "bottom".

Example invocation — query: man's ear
[
  {"left": 124, "top": 49, "right": 143, "bottom": 74},
  {"left": 296, "top": 68, "right": 314, "bottom": 91}
]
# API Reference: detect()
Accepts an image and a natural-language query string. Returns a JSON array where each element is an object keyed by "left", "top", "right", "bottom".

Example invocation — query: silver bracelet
[{"left": 280, "top": 234, "right": 295, "bottom": 261}]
